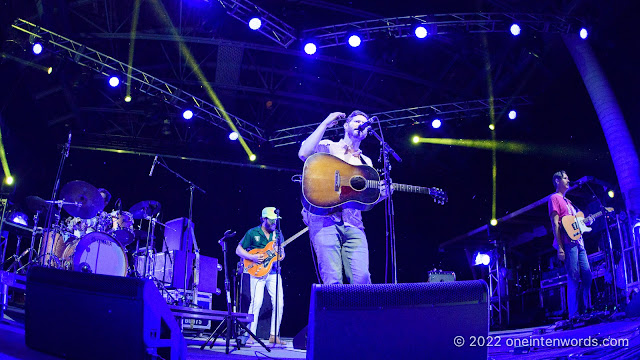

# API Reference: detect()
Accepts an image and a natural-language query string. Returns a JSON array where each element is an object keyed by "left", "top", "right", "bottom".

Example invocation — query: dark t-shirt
[{"left": 240, "top": 225, "right": 280, "bottom": 273}]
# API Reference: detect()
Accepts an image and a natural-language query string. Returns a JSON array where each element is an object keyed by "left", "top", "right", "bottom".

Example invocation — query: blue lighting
[
  {"left": 510, "top": 24, "right": 521, "bottom": 36},
  {"left": 10, "top": 211, "right": 28, "bottom": 226},
  {"left": 474, "top": 252, "right": 491, "bottom": 266},
  {"left": 508, "top": 110, "right": 517, "bottom": 120},
  {"left": 249, "top": 17, "right": 262, "bottom": 30},
  {"left": 431, "top": 119, "right": 442, "bottom": 129},
  {"left": 229, "top": 132, "right": 239, "bottom": 141},
  {"left": 304, "top": 42, "right": 317, "bottom": 55},
  {"left": 182, "top": 110, "right": 194, "bottom": 120},
  {"left": 415, "top": 26, "right": 428, "bottom": 39},
  {"left": 32, "top": 43, "right": 43, "bottom": 55},
  {"left": 579, "top": 28, "right": 588, "bottom": 40},
  {"left": 348, "top": 35, "right": 361, "bottom": 48},
  {"left": 109, "top": 76, "right": 120, "bottom": 87}
]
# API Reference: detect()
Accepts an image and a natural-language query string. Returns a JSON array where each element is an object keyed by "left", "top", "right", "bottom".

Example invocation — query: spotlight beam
[{"left": 126, "top": 0, "right": 142, "bottom": 101}]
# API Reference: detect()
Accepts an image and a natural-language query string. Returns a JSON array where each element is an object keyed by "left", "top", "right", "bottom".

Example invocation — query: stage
[{"left": 3, "top": 309, "right": 640, "bottom": 359}]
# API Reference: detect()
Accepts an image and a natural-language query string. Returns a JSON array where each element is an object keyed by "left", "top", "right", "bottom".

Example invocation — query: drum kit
[{"left": 19, "top": 180, "right": 165, "bottom": 279}]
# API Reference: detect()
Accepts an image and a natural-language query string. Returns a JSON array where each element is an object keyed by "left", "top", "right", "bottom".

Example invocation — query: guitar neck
[
  {"left": 279, "top": 227, "right": 309, "bottom": 247},
  {"left": 365, "top": 180, "right": 434, "bottom": 195}
]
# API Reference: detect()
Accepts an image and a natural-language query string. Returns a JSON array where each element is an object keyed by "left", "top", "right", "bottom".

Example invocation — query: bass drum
[{"left": 62, "top": 232, "right": 128, "bottom": 277}]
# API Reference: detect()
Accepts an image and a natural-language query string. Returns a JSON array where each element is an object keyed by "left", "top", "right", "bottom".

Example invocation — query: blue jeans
[
  {"left": 564, "top": 243, "right": 592, "bottom": 317},
  {"left": 309, "top": 222, "right": 372, "bottom": 284}
]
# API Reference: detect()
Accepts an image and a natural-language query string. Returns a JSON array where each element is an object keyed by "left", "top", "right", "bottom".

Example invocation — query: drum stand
[{"left": 201, "top": 231, "right": 270, "bottom": 353}]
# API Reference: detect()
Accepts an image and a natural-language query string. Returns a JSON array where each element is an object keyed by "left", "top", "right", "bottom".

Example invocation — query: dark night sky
[{"left": 0, "top": 0, "right": 638, "bottom": 335}]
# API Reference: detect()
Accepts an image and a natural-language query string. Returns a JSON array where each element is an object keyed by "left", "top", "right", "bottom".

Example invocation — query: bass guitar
[
  {"left": 562, "top": 207, "right": 614, "bottom": 241},
  {"left": 301, "top": 153, "right": 447, "bottom": 215},
  {"left": 244, "top": 227, "right": 309, "bottom": 277}
]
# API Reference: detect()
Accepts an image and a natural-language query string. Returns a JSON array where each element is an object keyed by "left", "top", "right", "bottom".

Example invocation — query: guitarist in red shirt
[
  {"left": 548, "top": 170, "right": 592, "bottom": 319},
  {"left": 236, "top": 207, "right": 286, "bottom": 346}
]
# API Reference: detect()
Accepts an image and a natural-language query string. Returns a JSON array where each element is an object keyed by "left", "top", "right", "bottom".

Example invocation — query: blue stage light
[
  {"left": 348, "top": 35, "right": 361, "bottom": 48},
  {"left": 182, "top": 110, "right": 194, "bottom": 120},
  {"left": 431, "top": 119, "right": 442, "bottom": 129},
  {"left": 32, "top": 43, "right": 43, "bottom": 55},
  {"left": 579, "top": 28, "right": 588, "bottom": 40},
  {"left": 109, "top": 76, "right": 120, "bottom": 87},
  {"left": 249, "top": 17, "right": 262, "bottom": 30},
  {"left": 415, "top": 26, "right": 428, "bottom": 39},
  {"left": 510, "top": 24, "right": 521, "bottom": 36},
  {"left": 229, "top": 132, "right": 239, "bottom": 141},
  {"left": 508, "top": 110, "right": 517, "bottom": 120},
  {"left": 304, "top": 42, "right": 317, "bottom": 55}
]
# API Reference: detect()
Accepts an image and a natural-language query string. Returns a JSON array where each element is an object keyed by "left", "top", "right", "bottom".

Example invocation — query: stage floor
[{"left": 2, "top": 312, "right": 640, "bottom": 359}]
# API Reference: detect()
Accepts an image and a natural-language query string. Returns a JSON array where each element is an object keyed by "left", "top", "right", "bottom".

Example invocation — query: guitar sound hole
[{"left": 350, "top": 176, "right": 366, "bottom": 191}]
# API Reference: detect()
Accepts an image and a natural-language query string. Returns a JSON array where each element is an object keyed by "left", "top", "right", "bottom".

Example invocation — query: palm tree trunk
[{"left": 563, "top": 34, "right": 640, "bottom": 217}]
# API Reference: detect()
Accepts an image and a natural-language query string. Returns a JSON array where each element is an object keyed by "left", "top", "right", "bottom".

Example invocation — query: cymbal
[
  {"left": 26, "top": 196, "right": 59, "bottom": 216},
  {"left": 129, "top": 200, "right": 161, "bottom": 220},
  {"left": 59, "top": 180, "right": 105, "bottom": 219}
]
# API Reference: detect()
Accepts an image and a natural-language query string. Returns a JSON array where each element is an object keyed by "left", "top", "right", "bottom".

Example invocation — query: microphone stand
[
  {"left": 273, "top": 210, "right": 283, "bottom": 345},
  {"left": 151, "top": 157, "right": 206, "bottom": 306},
  {"left": 585, "top": 182, "right": 619, "bottom": 309},
  {"left": 366, "top": 125, "right": 402, "bottom": 283},
  {"left": 41, "top": 132, "right": 72, "bottom": 267},
  {"left": 201, "top": 231, "right": 270, "bottom": 353}
]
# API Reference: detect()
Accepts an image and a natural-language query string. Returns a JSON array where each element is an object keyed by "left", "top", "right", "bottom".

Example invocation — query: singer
[{"left": 297, "top": 111, "right": 390, "bottom": 285}]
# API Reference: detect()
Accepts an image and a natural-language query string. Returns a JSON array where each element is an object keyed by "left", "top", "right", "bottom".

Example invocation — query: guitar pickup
[{"left": 334, "top": 170, "right": 340, "bottom": 192}]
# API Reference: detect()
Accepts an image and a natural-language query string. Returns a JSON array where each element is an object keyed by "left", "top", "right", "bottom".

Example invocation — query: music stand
[{"left": 200, "top": 230, "right": 270, "bottom": 354}]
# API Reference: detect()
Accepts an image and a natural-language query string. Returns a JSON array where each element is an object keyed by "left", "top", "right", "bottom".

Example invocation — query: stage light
[
  {"left": 304, "top": 42, "right": 317, "bottom": 55},
  {"left": 579, "top": 28, "right": 588, "bottom": 40},
  {"left": 249, "top": 17, "right": 262, "bottom": 30},
  {"left": 431, "top": 119, "right": 441, "bottom": 129},
  {"left": 109, "top": 76, "right": 120, "bottom": 87},
  {"left": 474, "top": 252, "right": 491, "bottom": 266},
  {"left": 348, "top": 35, "right": 361, "bottom": 48},
  {"left": 489, "top": 124, "right": 495, "bottom": 131},
  {"left": 9, "top": 211, "right": 28, "bottom": 226},
  {"left": 124, "top": 95, "right": 132, "bottom": 102},
  {"left": 32, "top": 43, "right": 43, "bottom": 55},
  {"left": 249, "top": 154, "right": 256, "bottom": 161},
  {"left": 490, "top": 218, "right": 498, "bottom": 226},
  {"left": 415, "top": 26, "right": 428, "bottom": 39},
  {"left": 182, "top": 109, "right": 194, "bottom": 120},
  {"left": 229, "top": 131, "right": 239, "bottom": 141},
  {"left": 508, "top": 110, "right": 517, "bottom": 120},
  {"left": 412, "top": 135, "right": 420, "bottom": 144},
  {"left": 4, "top": 176, "right": 14, "bottom": 185},
  {"left": 47, "top": 67, "right": 53, "bottom": 75},
  {"left": 510, "top": 24, "right": 521, "bottom": 36},
  {"left": 608, "top": 190, "right": 615, "bottom": 198}
]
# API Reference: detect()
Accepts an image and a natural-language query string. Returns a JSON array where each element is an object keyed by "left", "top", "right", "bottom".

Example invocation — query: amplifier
[
  {"left": 136, "top": 251, "right": 221, "bottom": 294},
  {"left": 428, "top": 270, "right": 456, "bottom": 283}
]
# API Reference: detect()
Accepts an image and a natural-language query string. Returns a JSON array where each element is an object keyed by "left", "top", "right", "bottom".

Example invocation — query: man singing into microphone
[
  {"left": 298, "top": 111, "right": 389, "bottom": 285},
  {"left": 236, "top": 207, "right": 286, "bottom": 346}
]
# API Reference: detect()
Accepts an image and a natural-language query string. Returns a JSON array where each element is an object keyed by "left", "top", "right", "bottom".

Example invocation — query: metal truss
[
  {"left": 218, "top": 0, "right": 297, "bottom": 48},
  {"left": 11, "top": 18, "right": 267, "bottom": 143},
  {"left": 269, "top": 96, "right": 532, "bottom": 147},
  {"left": 302, "top": 13, "right": 585, "bottom": 48}
]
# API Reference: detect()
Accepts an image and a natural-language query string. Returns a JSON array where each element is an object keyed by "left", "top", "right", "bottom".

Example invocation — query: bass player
[{"left": 548, "top": 170, "right": 593, "bottom": 319}]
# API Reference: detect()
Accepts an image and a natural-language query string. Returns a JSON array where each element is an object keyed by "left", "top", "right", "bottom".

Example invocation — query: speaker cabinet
[
  {"left": 307, "top": 280, "right": 489, "bottom": 360},
  {"left": 25, "top": 266, "right": 187, "bottom": 360}
]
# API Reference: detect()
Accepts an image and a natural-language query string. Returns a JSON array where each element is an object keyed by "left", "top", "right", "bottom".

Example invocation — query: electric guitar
[
  {"left": 301, "top": 153, "right": 447, "bottom": 215},
  {"left": 244, "top": 227, "right": 309, "bottom": 277},
  {"left": 562, "top": 207, "right": 614, "bottom": 241}
]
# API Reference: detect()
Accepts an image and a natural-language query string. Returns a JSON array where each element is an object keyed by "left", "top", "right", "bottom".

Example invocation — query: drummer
[{"left": 66, "top": 188, "right": 113, "bottom": 237}]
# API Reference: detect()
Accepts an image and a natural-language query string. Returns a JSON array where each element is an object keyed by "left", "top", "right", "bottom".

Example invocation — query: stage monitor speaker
[
  {"left": 307, "top": 280, "right": 489, "bottom": 360},
  {"left": 25, "top": 266, "right": 187, "bottom": 360},
  {"left": 163, "top": 218, "right": 195, "bottom": 252}
]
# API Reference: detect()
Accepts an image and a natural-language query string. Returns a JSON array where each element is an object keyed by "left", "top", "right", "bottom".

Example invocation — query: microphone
[
  {"left": 224, "top": 229, "right": 237, "bottom": 238},
  {"left": 65, "top": 132, "right": 72, "bottom": 157},
  {"left": 274, "top": 208, "right": 280, "bottom": 215},
  {"left": 356, "top": 116, "right": 378, "bottom": 132},
  {"left": 149, "top": 156, "right": 158, "bottom": 176},
  {"left": 115, "top": 198, "right": 122, "bottom": 211}
]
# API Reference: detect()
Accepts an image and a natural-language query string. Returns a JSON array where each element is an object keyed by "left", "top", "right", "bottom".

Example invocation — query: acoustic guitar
[
  {"left": 301, "top": 153, "right": 447, "bottom": 215},
  {"left": 244, "top": 227, "right": 309, "bottom": 277},
  {"left": 562, "top": 207, "right": 614, "bottom": 241}
]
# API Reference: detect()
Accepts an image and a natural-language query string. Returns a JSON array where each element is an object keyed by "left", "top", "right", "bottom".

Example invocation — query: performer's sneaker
[{"left": 269, "top": 335, "right": 287, "bottom": 346}]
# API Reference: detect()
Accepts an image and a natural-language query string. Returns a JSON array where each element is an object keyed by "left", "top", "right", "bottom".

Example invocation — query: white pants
[{"left": 248, "top": 273, "right": 284, "bottom": 337}]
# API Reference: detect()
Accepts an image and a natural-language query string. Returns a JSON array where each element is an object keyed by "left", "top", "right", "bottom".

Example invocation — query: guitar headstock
[{"left": 430, "top": 188, "right": 448, "bottom": 205}]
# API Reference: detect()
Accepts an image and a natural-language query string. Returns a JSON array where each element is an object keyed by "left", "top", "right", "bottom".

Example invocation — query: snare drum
[
  {"left": 62, "top": 232, "right": 128, "bottom": 276},
  {"left": 110, "top": 210, "right": 135, "bottom": 246}
]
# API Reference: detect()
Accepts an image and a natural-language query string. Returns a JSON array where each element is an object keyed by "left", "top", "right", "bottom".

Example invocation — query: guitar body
[
  {"left": 302, "top": 153, "right": 381, "bottom": 215},
  {"left": 562, "top": 211, "right": 591, "bottom": 241},
  {"left": 243, "top": 241, "right": 282, "bottom": 278}
]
